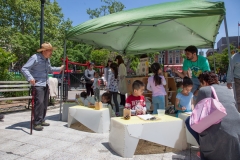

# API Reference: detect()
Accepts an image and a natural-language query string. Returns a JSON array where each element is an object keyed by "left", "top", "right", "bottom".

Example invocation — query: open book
[{"left": 137, "top": 114, "right": 157, "bottom": 121}]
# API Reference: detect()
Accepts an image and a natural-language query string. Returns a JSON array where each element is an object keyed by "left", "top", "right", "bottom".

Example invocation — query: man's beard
[{"left": 187, "top": 57, "right": 193, "bottom": 60}]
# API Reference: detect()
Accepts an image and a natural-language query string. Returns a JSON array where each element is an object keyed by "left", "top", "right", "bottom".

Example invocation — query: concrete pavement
[{"left": 0, "top": 107, "right": 200, "bottom": 160}]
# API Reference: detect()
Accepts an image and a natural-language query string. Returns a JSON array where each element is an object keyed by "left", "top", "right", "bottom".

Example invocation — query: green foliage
[
  {"left": 86, "top": 0, "right": 125, "bottom": 19},
  {"left": 90, "top": 49, "right": 110, "bottom": 65},
  {"left": 207, "top": 45, "right": 237, "bottom": 73},
  {"left": 0, "top": 48, "right": 17, "bottom": 80},
  {"left": 0, "top": 0, "right": 72, "bottom": 68},
  {"left": 67, "top": 41, "right": 93, "bottom": 64}
]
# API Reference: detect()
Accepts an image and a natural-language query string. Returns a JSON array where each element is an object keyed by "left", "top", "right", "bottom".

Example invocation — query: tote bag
[{"left": 190, "top": 86, "right": 227, "bottom": 133}]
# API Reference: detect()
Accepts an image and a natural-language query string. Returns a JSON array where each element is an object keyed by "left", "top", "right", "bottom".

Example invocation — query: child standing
[
  {"left": 92, "top": 72, "right": 100, "bottom": 101},
  {"left": 125, "top": 80, "right": 146, "bottom": 116},
  {"left": 147, "top": 63, "right": 166, "bottom": 114},
  {"left": 101, "top": 92, "right": 116, "bottom": 117},
  {"left": 107, "top": 63, "right": 119, "bottom": 116},
  {"left": 175, "top": 77, "right": 194, "bottom": 116}
]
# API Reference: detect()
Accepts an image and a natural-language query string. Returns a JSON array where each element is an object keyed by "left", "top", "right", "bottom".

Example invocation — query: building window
[
  {"left": 168, "top": 53, "right": 173, "bottom": 64},
  {"left": 158, "top": 54, "right": 163, "bottom": 64},
  {"left": 175, "top": 53, "right": 180, "bottom": 64}
]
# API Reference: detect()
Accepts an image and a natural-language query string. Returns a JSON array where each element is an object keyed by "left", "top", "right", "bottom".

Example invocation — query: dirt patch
[
  {"left": 70, "top": 122, "right": 94, "bottom": 133},
  {"left": 134, "top": 140, "right": 180, "bottom": 155}
]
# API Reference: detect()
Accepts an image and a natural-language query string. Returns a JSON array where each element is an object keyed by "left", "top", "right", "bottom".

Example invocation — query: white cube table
[
  {"left": 178, "top": 113, "right": 199, "bottom": 147},
  {"left": 109, "top": 115, "right": 187, "bottom": 158},
  {"left": 68, "top": 106, "right": 110, "bottom": 133}
]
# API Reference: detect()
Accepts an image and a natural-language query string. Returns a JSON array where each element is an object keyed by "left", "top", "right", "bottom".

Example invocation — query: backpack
[{"left": 189, "top": 86, "right": 227, "bottom": 133}]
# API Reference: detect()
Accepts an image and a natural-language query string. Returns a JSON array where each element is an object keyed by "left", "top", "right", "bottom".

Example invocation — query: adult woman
[
  {"left": 115, "top": 55, "right": 127, "bottom": 106},
  {"left": 104, "top": 60, "right": 112, "bottom": 88},
  {"left": 185, "top": 71, "right": 240, "bottom": 160},
  {"left": 84, "top": 62, "right": 95, "bottom": 96}
]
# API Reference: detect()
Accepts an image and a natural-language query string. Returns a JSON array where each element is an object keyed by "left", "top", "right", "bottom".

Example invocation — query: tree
[
  {"left": 0, "top": 48, "right": 17, "bottom": 80},
  {"left": 207, "top": 45, "right": 237, "bottom": 73},
  {"left": 0, "top": 0, "right": 72, "bottom": 69},
  {"left": 86, "top": 0, "right": 125, "bottom": 19}
]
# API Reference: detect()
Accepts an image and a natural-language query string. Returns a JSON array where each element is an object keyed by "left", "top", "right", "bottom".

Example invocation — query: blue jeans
[
  {"left": 152, "top": 95, "right": 165, "bottom": 114},
  {"left": 185, "top": 116, "right": 200, "bottom": 145}
]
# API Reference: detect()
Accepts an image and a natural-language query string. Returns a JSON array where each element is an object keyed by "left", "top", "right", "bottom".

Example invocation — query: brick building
[
  {"left": 217, "top": 36, "right": 239, "bottom": 53},
  {"left": 154, "top": 50, "right": 184, "bottom": 71}
]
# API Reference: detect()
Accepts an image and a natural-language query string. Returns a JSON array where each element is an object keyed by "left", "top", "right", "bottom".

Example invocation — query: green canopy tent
[
  {"left": 59, "top": 0, "right": 236, "bottom": 119},
  {"left": 66, "top": 0, "right": 225, "bottom": 54}
]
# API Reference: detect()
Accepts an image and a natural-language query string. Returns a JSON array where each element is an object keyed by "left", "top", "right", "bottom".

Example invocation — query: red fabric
[{"left": 125, "top": 95, "right": 146, "bottom": 115}]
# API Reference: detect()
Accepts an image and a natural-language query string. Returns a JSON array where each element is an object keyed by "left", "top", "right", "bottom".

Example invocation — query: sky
[{"left": 54, "top": 0, "right": 240, "bottom": 55}]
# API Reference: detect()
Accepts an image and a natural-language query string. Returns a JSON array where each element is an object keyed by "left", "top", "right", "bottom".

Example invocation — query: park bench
[{"left": 0, "top": 81, "right": 32, "bottom": 109}]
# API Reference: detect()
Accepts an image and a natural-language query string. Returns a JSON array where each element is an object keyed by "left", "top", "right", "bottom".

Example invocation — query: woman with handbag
[
  {"left": 115, "top": 55, "right": 127, "bottom": 106},
  {"left": 185, "top": 71, "right": 240, "bottom": 160},
  {"left": 84, "top": 62, "right": 95, "bottom": 96}
]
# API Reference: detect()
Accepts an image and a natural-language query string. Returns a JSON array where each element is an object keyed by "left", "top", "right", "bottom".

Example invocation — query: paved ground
[
  {"left": 1, "top": 84, "right": 230, "bottom": 159},
  {"left": 0, "top": 108, "right": 200, "bottom": 160}
]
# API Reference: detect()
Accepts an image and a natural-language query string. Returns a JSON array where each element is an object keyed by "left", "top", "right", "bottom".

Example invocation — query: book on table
[{"left": 137, "top": 114, "right": 157, "bottom": 121}]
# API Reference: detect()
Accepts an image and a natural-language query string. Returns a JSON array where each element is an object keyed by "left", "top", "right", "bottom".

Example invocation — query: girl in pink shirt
[{"left": 147, "top": 63, "right": 166, "bottom": 114}]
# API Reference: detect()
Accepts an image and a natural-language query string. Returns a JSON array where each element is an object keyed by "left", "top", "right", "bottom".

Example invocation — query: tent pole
[
  {"left": 60, "top": 40, "right": 67, "bottom": 121},
  {"left": 223, "top": 16, "right": 238, "bottom": 109}
]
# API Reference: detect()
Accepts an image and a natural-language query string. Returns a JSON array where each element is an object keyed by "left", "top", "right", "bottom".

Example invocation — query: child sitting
[
  {"left": 76, "top": 91, "right": 94, "bottom": 106},
  {"left": 175, "top": 77, "right": 194, "bottom": 117},
  {"left": 125, "top": 80, "right": 146, "bottom": 116},
  {"left": 101, "top": 92, "right": 116, "bottom": 117}
]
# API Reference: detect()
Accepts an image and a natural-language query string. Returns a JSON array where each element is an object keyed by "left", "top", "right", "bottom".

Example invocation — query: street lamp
[{"left": 40, "top": 0, "right": 45, "bottom": 47}]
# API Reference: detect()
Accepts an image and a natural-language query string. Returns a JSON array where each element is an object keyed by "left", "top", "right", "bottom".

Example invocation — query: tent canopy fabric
[{"left": 66, "top": 0, "right": 225, "bottom": 54}]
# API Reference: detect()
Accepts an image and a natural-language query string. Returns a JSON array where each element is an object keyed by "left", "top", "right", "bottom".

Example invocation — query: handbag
[
  {"left": 83, "top": 69, "right": 93, "bottom": 84},
  {"left": 189, "top": 86, "right": 227, "bottom": 133}
]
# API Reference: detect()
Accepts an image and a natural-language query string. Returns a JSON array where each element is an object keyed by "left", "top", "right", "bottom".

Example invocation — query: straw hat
[{"left": 37, "top": 42, "right": 57, "bottom": 52}]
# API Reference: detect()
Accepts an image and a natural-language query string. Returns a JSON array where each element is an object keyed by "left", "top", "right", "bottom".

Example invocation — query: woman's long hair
[
  {"left": 105, "top": 60, "right": 112, "bottom": 68},
  {"left": 110, "top": 63, "right": 118, "bottom": 79},
  {"left": 151, "top": 63, "right": 162, "bottom": 86},
  {"left": 198, "top": 71, "right": 218, "bottom": 85},
  {"left": 116, "top": 55, "right": 124, "bottom": 66}
]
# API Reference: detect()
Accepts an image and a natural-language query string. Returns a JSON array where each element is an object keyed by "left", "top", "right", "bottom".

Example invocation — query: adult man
[
  {"left": 22, "top": 43, "right": 64, "bottom": 131},
  {"left": 227, "top": 52, "right": 240, "bottom": 112},
  {"left": 173, "top": 45, "right": 210, "bottom": 93}
]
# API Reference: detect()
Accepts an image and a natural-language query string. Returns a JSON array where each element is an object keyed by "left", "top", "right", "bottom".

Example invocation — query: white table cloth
[
  {"left": 178, "top": 112, "right": 199, "bottom": 147},
  {"left": 109, "top": 115, "right": 187, "bottom": 158},
  {"left": 68, "top": 106, "right": 110, "bottom": 133}
]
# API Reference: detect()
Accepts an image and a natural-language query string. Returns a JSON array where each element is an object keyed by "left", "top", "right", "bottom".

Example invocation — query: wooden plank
[
  {"left": 0, "top": 81, "right": 29, "bottom": 84},
  {"left": 0, "top": 84, "right": 30, "bottom": 88},
  {"left": 0, "top": 96, "right": 32, "bottom": 101},
  {"left": 0, "top": 88, "right": 30, "bottom": 92}
]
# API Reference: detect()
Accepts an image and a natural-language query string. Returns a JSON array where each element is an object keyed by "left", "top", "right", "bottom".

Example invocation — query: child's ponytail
[{"left": 151, "top": 63, "right": 162, "bottom": 86}]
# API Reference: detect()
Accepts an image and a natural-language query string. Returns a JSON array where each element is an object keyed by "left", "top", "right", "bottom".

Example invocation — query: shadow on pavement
[{"left": 101, "top": 142, "right": 120, "bottom": 157}]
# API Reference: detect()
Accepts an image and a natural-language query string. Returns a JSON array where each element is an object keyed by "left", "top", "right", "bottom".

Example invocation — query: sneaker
[
  {"left": 41, "top": 121, "right": 50, "bottom": 126},
  {"left": 197, "top": 151, "right": 200, "bottom": 158},
  {"left": 0, "top": 114, "right": 4, "bottom": 121},
  {"left": 33, "top": 125, "right": 43, "bottom": 131}
]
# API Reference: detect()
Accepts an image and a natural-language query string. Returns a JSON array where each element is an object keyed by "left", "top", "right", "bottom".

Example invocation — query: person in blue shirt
[
  {"left": 22, "top": 42, "right": 64, "bottom": 131},
  {"left": 175, "top": 77, "right": 194, "bottom": 117}
]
